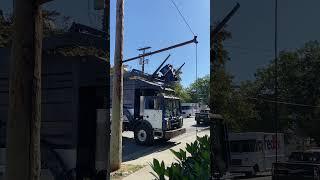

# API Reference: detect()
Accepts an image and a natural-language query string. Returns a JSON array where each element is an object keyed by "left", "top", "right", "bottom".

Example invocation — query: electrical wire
[
  {"left": 246, "top": 96, "right": 320, "bottom": 108},
  {"left": 195, "top": 42, "right": 198, "bottom": 137},
  {"left": 168, "top": 0, "right": 195, "bottom": 36},
  {"left": 274, "top": 0, "right": 279, "bottom": 163}
]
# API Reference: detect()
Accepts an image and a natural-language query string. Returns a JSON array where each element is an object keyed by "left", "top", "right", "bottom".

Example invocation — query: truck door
[{"left": 143, "top": 96, "right": 162, "bottom": 130}]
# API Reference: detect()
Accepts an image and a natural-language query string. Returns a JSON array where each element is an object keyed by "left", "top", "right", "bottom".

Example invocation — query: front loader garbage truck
[
  {"left": 111, "top": 69, "right": 186, "bottom": 145},
  {"left": 122, "top": 87, "right": 186, "bottom": 145}
]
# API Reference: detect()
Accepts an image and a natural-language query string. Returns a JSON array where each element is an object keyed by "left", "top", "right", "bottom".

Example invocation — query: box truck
[{"left": 229, "top": 132, "right": 285, "bottom": 176}]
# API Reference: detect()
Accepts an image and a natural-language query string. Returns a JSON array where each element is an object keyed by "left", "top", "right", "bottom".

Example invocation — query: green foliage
[
  {"left": 185, "top": 75, "right": 210, "bottom": 104},
  {"left": 172, "top": 83, "right": 191, "bottom": 103},
  {"left": 243, "top": 40, "right": 320, "bottom": 142},
  {"left": 150, "top": 135, "right": 210, "bottom": 180}
]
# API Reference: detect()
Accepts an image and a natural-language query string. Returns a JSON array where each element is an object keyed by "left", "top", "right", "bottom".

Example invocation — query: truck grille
[{"left": 231, "top": 159, "right": 242, "bottom": 165}]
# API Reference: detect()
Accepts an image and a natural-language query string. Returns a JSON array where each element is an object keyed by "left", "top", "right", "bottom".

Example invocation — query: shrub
[{"left": 150, "top": 135, "right": 210, "bottom": 180}]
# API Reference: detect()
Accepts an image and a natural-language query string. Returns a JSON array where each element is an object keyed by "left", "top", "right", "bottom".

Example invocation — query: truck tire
[{"left": 134, "top": 122, "right": 154, "bottom": 145}]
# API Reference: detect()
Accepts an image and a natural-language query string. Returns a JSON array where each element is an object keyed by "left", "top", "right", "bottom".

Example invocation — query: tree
[
  {"left": 210, "top": 25, "right": 232, "bottom": 114},
  {"left": 186, "top": 75, "right": 210, "bottom": 104},
  {"left": 173, "top": 83, "right": 191, "bottom": 103},
  {"left": 209, "top": 25, "right": 258, "bottom": 131},
  {"left": 244, "top": 40, "right": 320, "bottom": 142}
]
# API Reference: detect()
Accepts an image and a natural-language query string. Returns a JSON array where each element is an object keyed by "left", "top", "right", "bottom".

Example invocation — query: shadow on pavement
[
  {"left": 122, "top": 137, "right": 179, "bottom": 162},
  {"left": 192, "top": 124, "right": 209, "bottom": 128},
  {"left": 235, "top": 174, "right": 271, "bottom": 179}
]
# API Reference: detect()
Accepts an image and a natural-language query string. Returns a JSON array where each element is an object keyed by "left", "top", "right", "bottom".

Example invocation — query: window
[
  {"left": 230, "top": 140, "right": 258, "bottom": 152},
  {"left": 144, "top": 96, "right": 161, "bottom": 110}
]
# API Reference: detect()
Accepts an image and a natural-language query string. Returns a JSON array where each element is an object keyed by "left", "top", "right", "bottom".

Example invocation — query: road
[
  {"left": 122, "top": 117, "right": 209, "bottom": 162},
  {"left": 122, "top": 117, "right": 273, "bottom": 180}
]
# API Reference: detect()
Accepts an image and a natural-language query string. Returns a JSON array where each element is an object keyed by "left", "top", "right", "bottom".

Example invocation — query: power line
[
  {"left": 246, "top": 96, "right": 320, "bottom": 108},
  {"left": 224, "top": 44, "right": 274, "bottom": 54},
  {"left": 168, "top": 0, "right": 195, "bottom": 36},
  {"left": 274, "top": 0, "right": 279, "bottom": 163}
]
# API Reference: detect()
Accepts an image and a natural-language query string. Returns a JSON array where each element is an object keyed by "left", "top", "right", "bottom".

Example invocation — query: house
[{"left": 0, "top": 23, "right": 109, "bottom": 179}]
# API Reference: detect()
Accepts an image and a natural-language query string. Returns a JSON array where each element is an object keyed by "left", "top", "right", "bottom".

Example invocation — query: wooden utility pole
[
  {"left": 138, "top": 46, "right": 151, "bottom": 73},
  {"left": 6, "top": 0, "right": 43, "bottom": 179},
  {"left": 103, "top": 1, "right": 111, "bottom": 179},
  {"left": 110, "top": 0, "right": 124, "bottom": 171}
]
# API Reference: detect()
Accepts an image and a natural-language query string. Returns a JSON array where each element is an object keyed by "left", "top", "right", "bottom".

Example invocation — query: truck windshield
[
  {"left": 164, "top": 99, "right": 181, "bottom": 117},
  {"left": 181, "top": 106, "right": 192, "bottom": 110},
  {"left": 230, "top": 140, "right": 262, "bottom": 152}
]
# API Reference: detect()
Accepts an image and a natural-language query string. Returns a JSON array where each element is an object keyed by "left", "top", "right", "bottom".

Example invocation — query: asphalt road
[
  {"left": 121, "top": 118, "right": 272, "bottom": 180},
  {"left": 122, "top": 117, "right": 209, "bottom": 162}
]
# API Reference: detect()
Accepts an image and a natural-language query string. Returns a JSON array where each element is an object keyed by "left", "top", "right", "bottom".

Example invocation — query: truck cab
[{"left": 128, "top": 92, "right": 185, "bottom": 145}]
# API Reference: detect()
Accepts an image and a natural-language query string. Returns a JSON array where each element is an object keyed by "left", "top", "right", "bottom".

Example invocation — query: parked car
[
  {"left": 195, "top": 108, "right": 210, "bottom": 125},
  {"left": 272, "top": 149, "right": 320, "bottom": 180}
]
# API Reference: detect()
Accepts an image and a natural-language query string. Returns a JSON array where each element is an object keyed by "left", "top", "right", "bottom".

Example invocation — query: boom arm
[{"left": 123, "top": 36, "right": 198, "bottom": 63}]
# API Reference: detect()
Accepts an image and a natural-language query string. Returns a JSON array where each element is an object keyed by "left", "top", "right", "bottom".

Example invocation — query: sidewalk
[{"left": 122, "top": 130, "right": 209, "bottom": 180}]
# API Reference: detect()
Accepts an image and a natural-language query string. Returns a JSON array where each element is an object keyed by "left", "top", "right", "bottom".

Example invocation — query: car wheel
[{"left": 134, "top": 123, "right": 154, "bottom": 145}]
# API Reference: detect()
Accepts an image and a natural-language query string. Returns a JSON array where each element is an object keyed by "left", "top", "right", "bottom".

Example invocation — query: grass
[{"left": 111, "top": 164, "right": 145, "bottom": 180}]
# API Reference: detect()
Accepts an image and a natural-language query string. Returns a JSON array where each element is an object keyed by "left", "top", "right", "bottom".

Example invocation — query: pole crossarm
[{"left": 123, "top": 36, "right": 198, "bottom": 63}]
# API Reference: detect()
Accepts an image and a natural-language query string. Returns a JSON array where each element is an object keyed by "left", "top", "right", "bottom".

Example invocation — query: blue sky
[{"left": 110, "top": 0, "right": 210, "bottom": 87}]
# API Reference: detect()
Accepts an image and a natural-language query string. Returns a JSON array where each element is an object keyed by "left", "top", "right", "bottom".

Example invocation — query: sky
[
  {"left": 110, "top": 0, "right": 210, "bottom": 87},
  {"left": 212, "top": 0, "right": 320, "bottom": 83}
]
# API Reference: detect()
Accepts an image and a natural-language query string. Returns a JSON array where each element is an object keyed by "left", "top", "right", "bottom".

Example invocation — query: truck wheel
[{"left": 134, "top": 123, "right": 154, "bottom": 145}]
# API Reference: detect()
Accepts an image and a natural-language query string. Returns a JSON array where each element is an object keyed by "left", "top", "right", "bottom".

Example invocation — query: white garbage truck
[{"left": 228, "top": 132, "right": 285, "bottom": 176}]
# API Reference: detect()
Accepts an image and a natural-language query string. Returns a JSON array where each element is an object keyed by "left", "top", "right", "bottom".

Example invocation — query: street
[
  {"left": 122, "top": 117, "right": 209, "bottom": 163},
  {"left": 121, "top": 117, "right": 272, "bottom": 180}
]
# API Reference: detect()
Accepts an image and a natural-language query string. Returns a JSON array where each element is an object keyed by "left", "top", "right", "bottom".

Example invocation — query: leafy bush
[{"left": 150, "top": 135, "right": 210, "bottom": 180}]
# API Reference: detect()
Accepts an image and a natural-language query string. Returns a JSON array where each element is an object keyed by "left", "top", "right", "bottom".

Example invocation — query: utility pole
[
  {"left": 6, "top": 0, "right": 43, "bottom": 179},
  {"left": 110, "top": 0, "right": 124, "bottom": 171},
  {"left": 274, "top": 0, "right": 279, "bottom": 164},
  {"left": 138, "top": 46, "right": 151, "bottom": 73},
  {"left": 103, "top": 1, "right": 111, "bottom": 179}
]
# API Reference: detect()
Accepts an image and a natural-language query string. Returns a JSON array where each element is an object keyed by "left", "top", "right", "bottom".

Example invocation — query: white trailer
[
  {"left": 228, "top": 132, "right": 285, "bottom": 176},
  {"left": 181, "top": 103, "right": 199, "bottom": 118}
]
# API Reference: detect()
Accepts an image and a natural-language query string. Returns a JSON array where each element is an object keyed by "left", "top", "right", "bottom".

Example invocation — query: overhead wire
[
  {"left": 168, "top": 0, "right": 195, "bottom": 36},
  {"left": 167, "top": 0, "right": 199, "bottom": 136},
  {"left": 246, "top": 96, "right": 320, "bottom": 108},
  {"left": 195, "top": 42, "right": 198, "bottom": 137}
]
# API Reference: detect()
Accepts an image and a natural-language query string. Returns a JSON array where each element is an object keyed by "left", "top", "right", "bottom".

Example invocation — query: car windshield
[{"left": 289, "top": 152, "right": 320, "bottom": 162}]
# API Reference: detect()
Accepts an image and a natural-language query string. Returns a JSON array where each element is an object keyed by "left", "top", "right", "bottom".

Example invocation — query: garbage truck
[{"left": 112, "top": 68, "right": 186, "bottom": 145}]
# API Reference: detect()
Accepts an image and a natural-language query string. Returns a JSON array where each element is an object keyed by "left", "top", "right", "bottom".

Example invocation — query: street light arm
[
  {"left": 211, "top": 3, "right": 240, "bottom": 37},
  {"left": 123, "top": 36, "right": 198, "bottom": 63}
]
